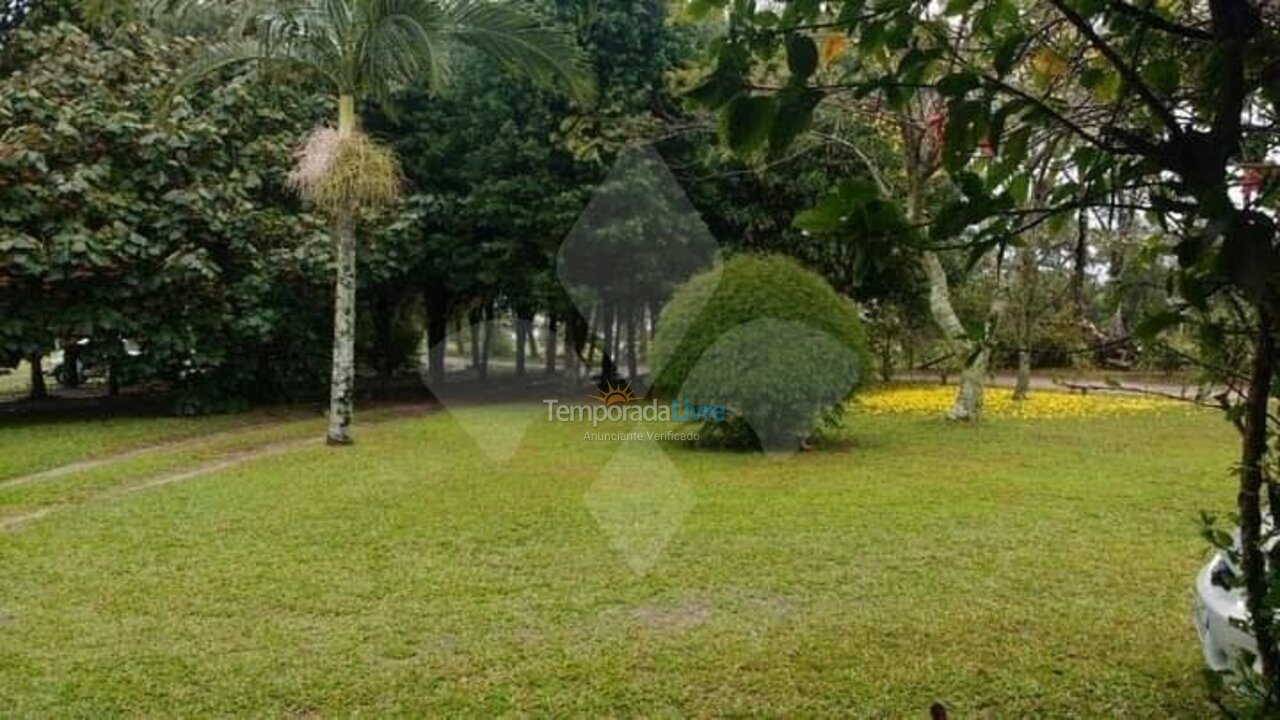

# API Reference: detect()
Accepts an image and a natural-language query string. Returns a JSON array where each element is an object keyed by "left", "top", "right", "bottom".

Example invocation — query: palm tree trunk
[
  {"left": 327, "top": 212, "right": 357, "bottom": 445},
  {"left": 327, "top": 93, "right": 360, "bottom": 445}
]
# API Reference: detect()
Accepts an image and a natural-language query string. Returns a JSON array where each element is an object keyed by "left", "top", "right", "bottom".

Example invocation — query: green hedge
[{"left": 651, "top": 254, "right": 872, "bottom": 451}]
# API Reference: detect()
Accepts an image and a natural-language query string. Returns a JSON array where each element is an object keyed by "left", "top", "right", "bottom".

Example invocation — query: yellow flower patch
[{"left": 855, "top": 384, "right": 1178, "bottom": 419}]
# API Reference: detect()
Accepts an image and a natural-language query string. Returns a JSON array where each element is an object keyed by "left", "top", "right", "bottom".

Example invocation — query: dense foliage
[
  {"left": 0, "top": 23, "right": 333, "bottom": 408},
  {"left": 693, "top": 0, "right": 1280, "bottom": 706},
  {"left": 652, "top": 253, "right": 872, "bottom": 450}
]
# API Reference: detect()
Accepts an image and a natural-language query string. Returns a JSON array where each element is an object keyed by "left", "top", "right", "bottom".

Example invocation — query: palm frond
[
  {"left": 357, "top": 0, "right": 453, "bottom": 104},
  {"left": 441, "top": 0, "right": 594, "bottom": 103},
  {"left": 167, "top": 39, "right": 268, "bottom": 105},
  {"left": 170, "top": 0, "right": 593, "bottom": 114},
  {"left": 169, "top": 8, "right": 341, "bottom": 107}
]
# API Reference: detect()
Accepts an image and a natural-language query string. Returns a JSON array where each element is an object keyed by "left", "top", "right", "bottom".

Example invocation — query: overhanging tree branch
[
  {"left": 1047, "top": 0, "right": 1183, "bottom": 138},
  {"left": 1106, "top": 1, "right": 1213, "bottom": 41}
]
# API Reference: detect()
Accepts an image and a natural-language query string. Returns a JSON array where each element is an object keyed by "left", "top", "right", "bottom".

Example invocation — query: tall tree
[{"left": 176, "top": 0, "right": 592, "bottom": 444}]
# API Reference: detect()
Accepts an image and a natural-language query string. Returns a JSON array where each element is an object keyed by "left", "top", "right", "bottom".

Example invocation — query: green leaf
[
  {"left": 1134, "top": 310, "right": 1186, "bottom": 341},
  {"left": 683, "top": 0, "right": 725, "bottom": 21},
  {"left": 1142, "top": 58, "right": 1179, "bottom": 95},
  {"left": 688, "top": 66, "right": 744, "bottom": 109},
  {"left": 942, "top": 100, "right": 981, "bottom": 173},
  {"left": 992, "top": 31, "right": 1027, "bottom": 76},
  {"left": 769, "top": 88, "right": 824, "bottom": 156},
  {"left": 785, "top": 34, "right": 819, "bottom": 82},
  {"left": 1007, "top": 173, "right": 1030, "bottom": 206},
  {"left": 794, "top": 179, "right": 879, "bottom": 233},
  {"left": 930, "top": 200, "right": 970, "bottom": 241},
  {"left": 721, "top": 94, "right": 778, "bottom": 154},
  {"left": 936, "top": 71, "right": 979, "bottom": 98},
  {"left": 1218, "top": 219, "right": 1280, "bottom": 302}
]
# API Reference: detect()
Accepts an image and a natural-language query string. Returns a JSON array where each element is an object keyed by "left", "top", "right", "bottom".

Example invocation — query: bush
[{"left": 651, "top": 254, "right": 872, "bottom": 451}]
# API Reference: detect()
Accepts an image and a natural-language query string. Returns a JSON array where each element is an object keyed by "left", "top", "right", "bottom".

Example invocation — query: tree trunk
[
  {"left": 515, "top": 307, "right": 530, "bottom": 377},
  {"left": 1071, "top": 205, "right": 1109, "bottom": 356},
  {"left": 28, "top": 354, "right": 45, "bottom": 400},
  {"left": 601, "top": 302, "right": 618, "bottom": 381},
  {"left": 566, "top": 311, "right": 584, "bottom": 380},
  {"left": 921, "top": 250, "right": 986, "bottom": 420},
  {"left": 1012, "top": 350, "right": 1031, "bottom": 401},
  {"left": 1238, "top": 309, "right": 1280, "bottom": 694},
  {"left": 327, "top": 212, "right": 357, "bottom": 445},
  {"left": 107, "top": 360, "right": 120, "bottom": 397},
  {"left": 1011, "top": 243, "right": 1038, "bottom": 401},
  {"left": 327, "top": 94, "right": 361, "bottom": 445},
  {"left": 527, "top": 315, "right": 540, "bottom": 362},
  {"left": 585, "top": 303, "right": 599, "bottom": 372},
  {"left": 611, "top": 307, "right": 623, "bottom": 367},
  {"left": 424, "top": 285, "right": 449, "bottom": 388},
  {"left": 625, "top": 304, "right": 638, "bottom": 380},
  {"left": 877, "top": 316, "right": 894, "bottom": 382},
  {"left": 62, "top": 342, "right": 82, "bottom": 388},
  {"left": 480, "top": 302, "right": 494, "bottom": 379},
  {"left": 897, "top": 102, "right": 1001, "bottom": 421},
  {"left": 545, "top": 314, "right": 558, "bottom": 374},
  {"left": 948, "top": 349, "right": 988, "bottom": 421},
  {"left": 469, "top": 307, "right": 482, "bottom": 370},
  {"left": 374, "top": 289, "right": 394, "bottom": 383},
  {"left": 638, "top": 305, "right": 649, "bottom": 370}
]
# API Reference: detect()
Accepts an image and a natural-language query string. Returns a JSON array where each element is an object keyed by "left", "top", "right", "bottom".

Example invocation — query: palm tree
[{"left": 176, "top": 0, "right": 592, "bottom": 444}]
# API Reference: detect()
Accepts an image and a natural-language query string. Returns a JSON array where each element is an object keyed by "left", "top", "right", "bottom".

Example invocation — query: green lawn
[
  {"left": 0, "top": 361, "right": 30, "bottom": 397},
  {"left": 0, "top": 409, "right": 318, "bottom": 483},
  {"left": 0, "top": 399, "right": 1237, "bottom": 716}
]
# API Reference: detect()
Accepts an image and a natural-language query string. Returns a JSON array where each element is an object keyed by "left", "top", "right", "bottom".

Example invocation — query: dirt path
[
  {"left": 0, "top": 401, "right": 442, "bottom": 492},
  {"left": 0, "top": 401, "right": 442, "bottom": 532},
  {"left": 0, "top": 427, "right": 287, "bottom": 491}
]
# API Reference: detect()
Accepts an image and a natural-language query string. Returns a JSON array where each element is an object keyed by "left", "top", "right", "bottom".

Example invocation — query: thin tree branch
[
  {"left": 1047, "top": 0, "right": 1183, "bottom": 138},
  {"left": 1106, "top": 1, "right": 1213, "bottom": 41}
]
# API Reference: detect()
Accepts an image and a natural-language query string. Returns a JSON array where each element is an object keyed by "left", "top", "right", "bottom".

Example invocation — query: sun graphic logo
[{"left": 590, "top": 380, "right": 637, "bottom": 406}]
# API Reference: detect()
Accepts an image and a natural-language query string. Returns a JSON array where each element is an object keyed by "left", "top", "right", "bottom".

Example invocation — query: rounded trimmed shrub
[{"left": 651, "top": 254, "right": 873, "bottom": 451}]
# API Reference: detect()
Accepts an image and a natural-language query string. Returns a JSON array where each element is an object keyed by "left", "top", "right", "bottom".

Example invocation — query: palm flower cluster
[{"left": 286, "top": 127, "right": 401, "bottom": 217}]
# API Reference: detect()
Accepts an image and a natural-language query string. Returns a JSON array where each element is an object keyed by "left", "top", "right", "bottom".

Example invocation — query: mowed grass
[
  {"left": 0, "top": 411, "right": 316, "bottom": 482},
  {"left": 0, "top": 362, "right": 30, "bottom": 397},
  {"left": 0, "top": 398, "right": 1238, "bottom": 716}
]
